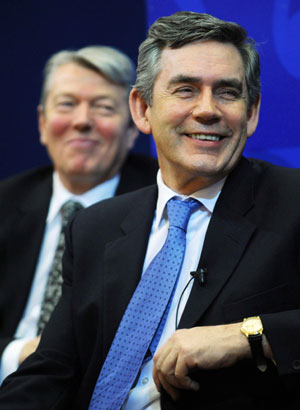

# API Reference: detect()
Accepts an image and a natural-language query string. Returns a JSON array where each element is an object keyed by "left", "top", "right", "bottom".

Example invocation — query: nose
[
  {"left": 72, "top": 103, "right": 93, "bottom": 132},
  {"left": 191, "top": 88, "right": 221, "bottom": 124}
]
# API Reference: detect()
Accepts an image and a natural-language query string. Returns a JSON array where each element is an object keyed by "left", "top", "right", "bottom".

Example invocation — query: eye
[
  {"left": 56, "top": 98, "right": 76, "bottom": 111},
  {"left": 174, "top": 86, "right": 196, "bottom": 98},
  {"left": 93, "top": 101, "right": 116, "bottom": 115},
  {"left": 215, "top": 88, "right": 241, "bottom": 101},
  {"left": 94, "top": 104, "right": 115, "bottom": 115},
  {"left": 60, "top": 101, "right": 75, "bottom": 107}
]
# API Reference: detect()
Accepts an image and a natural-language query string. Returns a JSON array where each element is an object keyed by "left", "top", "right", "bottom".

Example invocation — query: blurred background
[{"left": 1, "top": 0, "right": 299, "bottom": 180}]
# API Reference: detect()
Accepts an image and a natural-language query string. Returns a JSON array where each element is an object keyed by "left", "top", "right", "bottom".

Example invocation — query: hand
[
  {"left": 153, "top": 323, "right": 250, "bottom": 401},
  {"left": 18, "top": 335, "right": 41, "bottom": 365}
]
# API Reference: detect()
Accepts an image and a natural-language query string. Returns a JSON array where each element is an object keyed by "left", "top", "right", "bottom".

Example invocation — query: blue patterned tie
[{"left": 88, "top": 198, "right": 199, "bottom": 410}]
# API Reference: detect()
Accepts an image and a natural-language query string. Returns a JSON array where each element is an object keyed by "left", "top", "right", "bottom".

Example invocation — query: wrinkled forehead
[{"left": 155, "top": 40, "right": 246, "bottom": 89}]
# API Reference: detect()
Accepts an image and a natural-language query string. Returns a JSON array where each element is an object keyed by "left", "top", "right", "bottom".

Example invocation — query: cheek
[
  {"left": 95, "top": 119, "right": 123, "bottom": 142},
  {"left": 151, "top": 104, "right": 180, "bottom": 134},
  {"left": 47, "top": 116, "right": 70, "bottom": 137},
  {"left": 228, "top": 105, "right": 248, "bottom": 129}
]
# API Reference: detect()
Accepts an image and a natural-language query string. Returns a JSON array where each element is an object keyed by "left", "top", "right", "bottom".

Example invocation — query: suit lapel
[
  {"left": 179, "top": 158, "right": 258, "bottom": 328},
  {"left": 2, "top": 174, "right": 52, "bottom": 333},
  {"left": 8, "top": 173, "right": 52, "bottom": 276}
]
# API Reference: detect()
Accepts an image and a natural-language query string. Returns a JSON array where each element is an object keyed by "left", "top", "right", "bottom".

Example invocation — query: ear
[
  {"left": 38, "top": 105, "right": 47, "bottom": 146},
  {"left": 129, "top": 88, "right": 152, "bottom": 135},
  {"left": 247, "top": 93, "right": 261, "bottom": 137}
]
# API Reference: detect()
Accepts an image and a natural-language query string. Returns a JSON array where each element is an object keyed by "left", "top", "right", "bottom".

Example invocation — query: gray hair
[
  {"left": 40, "top": 45, "right": 136, "bottom": 107},
  {"left": 135, "top": 11, "right": 261, "bottom": 108}
]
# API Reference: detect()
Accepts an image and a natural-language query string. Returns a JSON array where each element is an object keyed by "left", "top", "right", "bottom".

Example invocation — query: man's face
[
  {"left": 138, "top": 40, "right": 260, "bottom": 193},
  {"left": 39, "top": 62, "right": 137, "bottom": 193}
]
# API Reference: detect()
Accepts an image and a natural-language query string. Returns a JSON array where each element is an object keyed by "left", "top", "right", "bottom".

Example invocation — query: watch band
[{"left": 248, "top": 333, "right": 267, "bottom": 372}]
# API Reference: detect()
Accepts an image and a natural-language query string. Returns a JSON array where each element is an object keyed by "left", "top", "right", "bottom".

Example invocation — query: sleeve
[
  {"left": 0, "top": 338, "right": 31, "bottom": 383},
  {"left": 0, "top": 223, "right": 81, "bottom": 409},
  {"left": 261, "top": 309, "right": 300, "bottom": 376}
]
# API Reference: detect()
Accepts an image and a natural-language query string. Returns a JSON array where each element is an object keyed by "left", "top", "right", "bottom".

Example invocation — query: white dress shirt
[
  {"left": 123, "top": 170, "right": 225, "bottom": 409},
  {"left": 0, "top": 171, "right": 120, "bottom": 382}
]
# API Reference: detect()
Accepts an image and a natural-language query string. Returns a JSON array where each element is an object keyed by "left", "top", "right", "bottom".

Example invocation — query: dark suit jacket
[
  {"left": 0, "top": 153, "right": 158, "bottom": 355},
  {"left": 0, "top": 157, "right": 300, "bottom": 409}
]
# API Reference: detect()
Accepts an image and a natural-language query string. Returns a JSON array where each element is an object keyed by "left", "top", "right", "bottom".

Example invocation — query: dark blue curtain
[{"left": 1, "top": 0, "right": 148, "bottom": 179}]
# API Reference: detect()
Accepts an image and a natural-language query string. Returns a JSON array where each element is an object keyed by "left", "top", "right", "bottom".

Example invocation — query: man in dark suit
[
  {"left": 0, "top": 46, "right": 157, "bottom": 381},
  {"left": 0, "top": 11, "right": 300, "bottom": 410}
]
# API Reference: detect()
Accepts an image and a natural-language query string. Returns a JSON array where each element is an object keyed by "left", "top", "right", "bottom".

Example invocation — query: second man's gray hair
[{"left": 40, "top": 45, "right": 136, "bottom": 107}]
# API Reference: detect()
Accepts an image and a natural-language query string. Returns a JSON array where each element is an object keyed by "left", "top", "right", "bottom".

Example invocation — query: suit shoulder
[
  {"left": 0, "top": 165, "right": 52, "bottom": 203},
  {"left": 243, "top": 158, "right": 300, "bottom": 210},
  {"left": 74, "top": 184, "right": 157, "bottom": 227},
  {"left": 248, "top": 158, "right": 300, "bottom": 186},
  {"left": 117, "top": 153, "right": 158, "bottom": 194},
  {"left": 90, "top": 184, "right": 156, "bottom": 214}
]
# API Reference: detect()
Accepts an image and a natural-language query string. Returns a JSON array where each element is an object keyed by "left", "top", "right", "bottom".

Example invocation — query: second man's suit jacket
[
  {"left": 0, "top": 153, "right": 158, "bottom": 356},
  {"left": 0, "top": 156, "right": 300, "bottom": 409}
]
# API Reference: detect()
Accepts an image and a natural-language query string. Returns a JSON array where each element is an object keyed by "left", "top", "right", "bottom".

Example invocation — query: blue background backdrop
[{"left": 2, "top": 0, "right": 299, "bottom": 180}]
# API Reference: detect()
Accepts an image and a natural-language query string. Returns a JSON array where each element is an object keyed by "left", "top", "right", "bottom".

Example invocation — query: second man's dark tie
[{"left": 37, "top": 199, "right": 83, "bottom": 333}]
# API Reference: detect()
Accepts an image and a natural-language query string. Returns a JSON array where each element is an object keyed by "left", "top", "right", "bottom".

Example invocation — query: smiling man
[
  {"left": 132, "top": 40, "right": 259, "bottom": 194},
  {"left": 38, "top": 55, "right": 140, "bottom": 194},
  {"left": 0, "top": 46, "right": 157, "bottom": 382},
  {"left": 0, "top": 12, "right": 300, "bottom": 410}
]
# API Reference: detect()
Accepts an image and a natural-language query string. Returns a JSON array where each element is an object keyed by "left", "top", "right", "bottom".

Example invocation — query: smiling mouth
[
  {"left": 67, "top": 138, "right": 99, "bottom": 144},
  {"left": 185, "top": 133, "right": 225, "bottom": 141}
]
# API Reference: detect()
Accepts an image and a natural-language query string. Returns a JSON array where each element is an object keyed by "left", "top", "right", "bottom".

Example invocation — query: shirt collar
[
  {"left": 47, "top": 171, "right": 120, "bottom": 223},
  {"left": 154, "top": 169, "right": 226, "bottom": 230}
]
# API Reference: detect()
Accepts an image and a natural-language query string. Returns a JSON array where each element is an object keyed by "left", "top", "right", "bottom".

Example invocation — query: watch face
[{"left": 242, "top": 317, "right": 263, "bottom": 335}]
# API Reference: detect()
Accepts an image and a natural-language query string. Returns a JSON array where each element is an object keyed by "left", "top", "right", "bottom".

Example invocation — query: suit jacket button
[{"left": 292, "top": 360, "right": 300, "bottom": 371}]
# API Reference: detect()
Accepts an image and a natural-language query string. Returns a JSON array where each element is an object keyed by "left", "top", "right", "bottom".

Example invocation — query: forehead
[
  {"left": 156, "top": 40, "right": 246, "bottom": 87},
  {"left": 47, "top": 62, "right": 126, "bottom": 98}
]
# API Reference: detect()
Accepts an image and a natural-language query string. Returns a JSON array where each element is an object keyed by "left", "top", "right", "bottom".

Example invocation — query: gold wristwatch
[{"left": 240, "top": 316, "right": 267, "bottom": 372}]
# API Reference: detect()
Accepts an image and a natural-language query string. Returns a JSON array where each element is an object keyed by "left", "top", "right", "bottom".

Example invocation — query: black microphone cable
[{"left": 175, "top": 268, "right": 207, "bottom": 330}]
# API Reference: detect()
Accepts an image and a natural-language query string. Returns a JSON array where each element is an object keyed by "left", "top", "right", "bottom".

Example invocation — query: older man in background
[{"left": 0, "top": 45, "right": 157, "bottom": 382}]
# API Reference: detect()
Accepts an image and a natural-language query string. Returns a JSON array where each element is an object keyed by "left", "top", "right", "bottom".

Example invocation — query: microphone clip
[{"left": 190, "top": 267, "right": 207, "bottom": 286}]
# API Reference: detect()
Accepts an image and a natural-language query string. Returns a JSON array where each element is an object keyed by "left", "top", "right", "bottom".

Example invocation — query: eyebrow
[
  {"left": 54, "top": 93, "right": 115, "bottom": 101},
  {"left": 168, "top": 75, "right": 201, "bottom": 87},
  {"left": 168, "top": 75, "right": 244, "bottom": 93},
  {"left": 214, "top": 79, "right": 244, "bottom": 93}
]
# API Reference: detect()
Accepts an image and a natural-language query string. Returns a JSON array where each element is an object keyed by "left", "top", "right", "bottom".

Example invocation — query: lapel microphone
[
  {"left": 175, "top": 267, "right": 208, "bottom": 329},
  {"left": 190, "top": 267, "right": 207, "bottom": 286}
]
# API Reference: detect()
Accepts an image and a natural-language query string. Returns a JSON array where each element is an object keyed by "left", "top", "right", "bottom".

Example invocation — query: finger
[
  {"left": 156, "top": 350, "right": 177, "bottom": 375},
  {"left": 153, "top": 362, "right": 161, "bottom": 392},
  {"left": 154, "top": 341, "right": 173, "bottom": 366},
  {"left": 157, "top": 372, "right": 181, "bottom": 401},
  {"left": 153, "top": 348, "right": 177, "bottom": 391},
  {"left": 154, "top": 348, "right": 182, "bottom": 395},
  {"left": 174, "top": 355, "right": 200, "bottom": 391},
  {"left": 174, "top": 354, "right": 200, "bottom": 391},
  {"left": 172, "top": 373, "right": 200, "bottom": 392}
]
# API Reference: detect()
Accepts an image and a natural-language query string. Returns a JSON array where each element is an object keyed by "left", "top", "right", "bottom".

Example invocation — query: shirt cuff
[{"left": 0, "top": 338, "right": 31, "bottom": 384}]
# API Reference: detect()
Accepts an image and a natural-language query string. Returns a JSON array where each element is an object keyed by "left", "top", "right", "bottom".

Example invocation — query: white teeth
[{"left": 189, "top": 134, "right": 221, "bottom": 141}]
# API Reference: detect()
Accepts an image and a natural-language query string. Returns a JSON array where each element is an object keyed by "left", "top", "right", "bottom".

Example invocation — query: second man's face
[
  {"left": 39, "top": 63, "right": 137, "bottom": 192},
  {"left": 142, "top": 40, "right": 260, "bottom": 193}
]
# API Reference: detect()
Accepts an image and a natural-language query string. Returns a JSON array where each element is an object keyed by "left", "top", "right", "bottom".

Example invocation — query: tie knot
[
  {"left": 61, "top": 200, "right": 83, "bottom": 227},
  {"left": 167, "top": 198, "right": 200, "bottom": 232}
]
